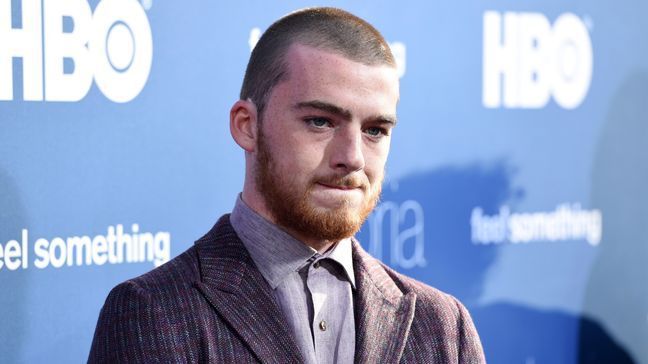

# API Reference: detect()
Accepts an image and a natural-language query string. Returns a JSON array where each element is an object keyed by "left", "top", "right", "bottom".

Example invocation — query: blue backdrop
[{"left": 1, "top": 0, "right": 646, "bottom": 362}]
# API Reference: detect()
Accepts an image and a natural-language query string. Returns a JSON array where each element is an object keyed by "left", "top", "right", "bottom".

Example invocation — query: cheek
[
  {"left": 281, "top": 135, "right": 328, "bottom": 170},
  {"left": 270, "top": 141, "right": 318, "bottom": 181},
  {"left": 364, "top": 143, "right": 390, "bottom": 180}
]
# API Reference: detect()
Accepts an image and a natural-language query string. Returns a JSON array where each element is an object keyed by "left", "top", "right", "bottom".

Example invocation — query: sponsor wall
[{"left": 1, "top": 0, "right": 646, "bottom": 362}]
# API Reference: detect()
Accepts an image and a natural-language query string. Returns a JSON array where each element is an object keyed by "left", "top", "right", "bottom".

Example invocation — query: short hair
[{"left": 240, "top": 7, "right": 396, "bottom": 119}]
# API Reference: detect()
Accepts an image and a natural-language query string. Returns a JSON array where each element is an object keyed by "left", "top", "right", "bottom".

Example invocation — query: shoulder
[
  {"left": 97, "top": 245, "right": 201, "bottom": 319},
  {"left": 100, "top": 214, "right": 239, "bottom": 310},
  {"left": 379, "top": 261, "right": 469, "bottom": 320},
  {"left": 378, "top": 261, "right": 486, "bottom": 362},
  {"left": 89, "top": 246, "right": 206, "bottom": 363},
  {"left": 352, "top": 240, "right": 468, "bottom": 320},
  {"left": 128, "top": 246, "right": 200, "bottom": 294},
  {"left": 104, "top": 246, "right": 198, "bottom": 301}
]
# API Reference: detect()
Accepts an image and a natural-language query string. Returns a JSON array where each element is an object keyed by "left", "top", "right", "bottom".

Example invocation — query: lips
[
  {"left": 317, "top": 182, "right": 359, "bottom": 190},
  {"left": 315, "top": 174, "right": 368, "bottom": 192}
]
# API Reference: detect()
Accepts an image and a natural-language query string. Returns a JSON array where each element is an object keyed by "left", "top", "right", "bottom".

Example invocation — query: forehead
[{"left": 276, "top": 44, "right": 400, "bottom": 113}]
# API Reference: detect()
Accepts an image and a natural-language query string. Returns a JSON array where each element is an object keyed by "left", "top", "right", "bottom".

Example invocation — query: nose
[{"left": 329, "top": 126, "right": 365, "bottom": 173}]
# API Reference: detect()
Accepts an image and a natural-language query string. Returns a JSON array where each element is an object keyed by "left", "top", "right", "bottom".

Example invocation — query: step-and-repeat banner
[{"left": 1, "top": 0, "right": 646, "bottom": 362}]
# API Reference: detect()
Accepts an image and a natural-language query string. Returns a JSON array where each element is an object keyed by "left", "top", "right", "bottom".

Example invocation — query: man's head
[
  {"left": 240, "top": 7, "right": 396, "bottom": 120},
  {"left": 230, "top": 7, "right": 399, "bottom": 249}
]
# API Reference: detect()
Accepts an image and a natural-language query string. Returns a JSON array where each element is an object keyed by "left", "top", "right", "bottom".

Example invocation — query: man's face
[{"left": 255, "top": 44, "right": 399, "bottom": 242}]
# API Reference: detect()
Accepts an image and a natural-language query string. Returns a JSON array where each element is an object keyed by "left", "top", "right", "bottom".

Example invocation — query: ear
[{"left": 230, "top": 99, "right": 258, "bottom": 152}]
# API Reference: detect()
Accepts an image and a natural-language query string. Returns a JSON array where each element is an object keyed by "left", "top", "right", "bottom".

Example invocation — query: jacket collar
[
  {"left": 193, "top": 215, "right": 416, "bottom": 364},
  {"left": 193, "top": 215, "right": 304, "bottom": 364},
  {"left": 351, "top": 238, "right": 417, "bottom": 364}
]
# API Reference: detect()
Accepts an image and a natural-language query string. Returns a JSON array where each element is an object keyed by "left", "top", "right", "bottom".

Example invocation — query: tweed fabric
[{"left": 88, "top": 215, "right": 486, "bottom": 363}]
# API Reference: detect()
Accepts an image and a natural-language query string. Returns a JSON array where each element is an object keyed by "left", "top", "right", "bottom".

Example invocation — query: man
[{"left": 89, "top": 7, "right": 485, "bottom": 363}]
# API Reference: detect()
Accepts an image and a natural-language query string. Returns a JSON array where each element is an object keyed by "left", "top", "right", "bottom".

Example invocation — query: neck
[{"left": 241, "top": 188, "right": 337, "bottom": 253}]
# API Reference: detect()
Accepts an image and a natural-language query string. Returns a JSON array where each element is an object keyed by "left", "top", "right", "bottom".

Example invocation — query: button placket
[{"left": 308, "top": 259, "right": 331, "bottom": 350}]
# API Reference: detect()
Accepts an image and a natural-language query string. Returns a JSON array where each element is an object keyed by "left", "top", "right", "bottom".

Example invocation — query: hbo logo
[
  {"left": 0, "top": 0, "right": 152, "bottom": 103},
  {"left": 482, "top": 11, "right": 593, "bottom": 109}
]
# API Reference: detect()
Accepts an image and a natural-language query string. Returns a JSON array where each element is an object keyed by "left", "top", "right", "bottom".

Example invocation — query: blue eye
[
  {"left": 307, "top": 117, "right": 330, "bottom": 128},
  {"left": 365, "top": 127, "right": 387, "bottom": 137}
]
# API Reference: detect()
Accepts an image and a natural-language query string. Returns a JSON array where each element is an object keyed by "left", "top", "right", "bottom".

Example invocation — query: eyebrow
[{"left": 294, "top": 100, "right": 398, "bottom": 126}]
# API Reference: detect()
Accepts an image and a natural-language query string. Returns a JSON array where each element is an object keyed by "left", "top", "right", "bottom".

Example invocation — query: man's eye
[
  {"left": 306, "top": 117, "right": 331, "bottom": 128},
  {"left": 365, "top": 127, "right": 388, "bottom": 137}
]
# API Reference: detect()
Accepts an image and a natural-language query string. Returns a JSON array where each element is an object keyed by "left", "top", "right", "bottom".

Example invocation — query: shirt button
[
  {"left": 313, "top": 261, "right": 320, "bottom": 269},
  {"left": 319, "top": 320, "right": 327, "bottom": 331}
]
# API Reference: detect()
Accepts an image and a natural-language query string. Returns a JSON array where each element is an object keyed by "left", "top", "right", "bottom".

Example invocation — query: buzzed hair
[{"left": 240, "top": 7, "right": 396, "bottom": 119}]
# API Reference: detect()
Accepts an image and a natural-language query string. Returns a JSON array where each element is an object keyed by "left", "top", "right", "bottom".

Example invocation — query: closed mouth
[{"left": 316, "top": 182, "right": 360, "bottom": 190}]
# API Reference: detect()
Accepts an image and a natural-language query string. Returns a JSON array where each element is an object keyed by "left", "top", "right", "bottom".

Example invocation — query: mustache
[{"left": 315, "top": 174, "right": 368, "bottom": 190}]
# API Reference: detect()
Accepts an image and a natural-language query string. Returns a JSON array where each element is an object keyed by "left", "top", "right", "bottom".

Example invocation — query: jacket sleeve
[
  {"left": 454, "top": 298, "right": 487, "bottom": 364},
  {"left": 87, "top": 281, "right": 168, "bottom": 363}
]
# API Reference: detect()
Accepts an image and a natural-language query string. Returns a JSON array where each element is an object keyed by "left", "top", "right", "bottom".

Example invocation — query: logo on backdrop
[
  {"left": 482, "top": 11, "right": 593, "bottom": 109},
  {"left": 471, "top": 203, "right": 602, "bottom": 246},
  {"left": 365, "top": 200, "right": 427, "bottom": 269},
  {"left": 0, "top": 224, "right": 170, "bottom": 271},
  {"left": 0, "top": 0, "right": 153, "bottom": 103}
]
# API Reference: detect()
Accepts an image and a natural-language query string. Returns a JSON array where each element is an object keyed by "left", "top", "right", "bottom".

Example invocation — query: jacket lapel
[
  {"left": 193, "top": 215, "right": 303, "bottom": 364},
  {"left": 352, "top": 240, "right": 417, "bottom": 364}
]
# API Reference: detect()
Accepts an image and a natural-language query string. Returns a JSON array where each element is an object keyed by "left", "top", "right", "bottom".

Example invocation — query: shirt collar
[
  {"left": 322, "top": 238, "right": 355, "bottom": 288},
  {"left": 230, "top": 194, "right": 355, "bottom": 289}
]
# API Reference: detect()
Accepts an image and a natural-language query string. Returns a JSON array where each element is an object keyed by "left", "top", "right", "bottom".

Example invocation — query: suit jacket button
[{"left": 319, "top": 320, "right": 327, "bottom": 331}]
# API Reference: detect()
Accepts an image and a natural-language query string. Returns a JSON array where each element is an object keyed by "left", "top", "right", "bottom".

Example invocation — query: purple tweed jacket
[{"left": 88, "top": 215, "right": 485, "bottom": 363}]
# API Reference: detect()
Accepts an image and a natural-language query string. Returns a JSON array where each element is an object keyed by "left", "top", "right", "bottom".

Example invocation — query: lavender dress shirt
[{"left": 230, "top": 196, "right": 356, "bottom": 364}]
